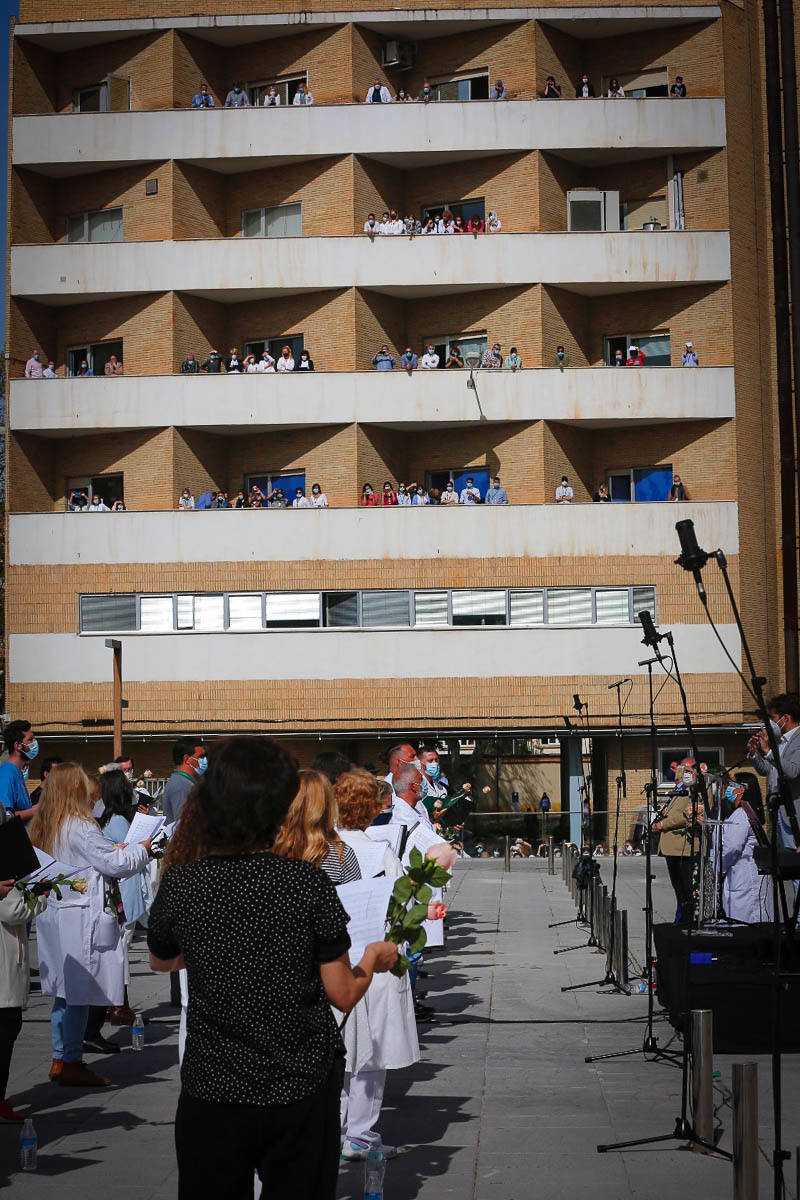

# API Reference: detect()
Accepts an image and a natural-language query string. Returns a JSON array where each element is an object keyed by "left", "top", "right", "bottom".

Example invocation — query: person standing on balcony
[
  {"left": 418, "top": 81, "right": 435, "bottom": 103},
  {"left": 542, "top": 76, "right": 562, "bottom": 99},
  {"left": 224, "top": 83, "right": 250, "bottom": 108},
  {"left": 459, "top": 478, "right": 481, "bottom": 505},
  {"left": 276, "top": 346, "right": 295, "bottom": 372},
  {"left": 681, "top": 341, "right": 699, "bottom": 366},
  {"left": 668, "top": 475, "right": 688, "bottom": 502},
  {"left": 293, "top": 488, "right": 312, "bottom": 509},
  {"left": 178, "top": 489, "right": 195, "bottom": 511},
  {"left": 76, "top": 360, "right": 93, "bottom": 377},
  {"left": 88, "top": 496, "right": 110, "bottom": 512},
  {"left": 607, "top": 78, "right": 625, "bottom": 98},
  {"left": 626, "top": 344, "right": 646, "bottom": 366},
  {"left": 364, "top": 212, "right": 381, "bottom": 235},
  {"left": 487, "top": 210, "right": 502, "bottom": 232},
  {"left": 486, "top": 477, "right": 508, "bottom": 504},
  {"left": 24, "top": 350, "right": 44, "bottom": 379},
  {"left": 298, "top": 350, "right": 315, "bottom": 370},
  {"left": 445, "top": 346, "right": 464, "bottom": 368},
  {"left": 441, "top": 481, "right": 458, "bottom": 505},
  {"left": 670, "top": 76, "right": 688, "bottom": 98},
  {"left": 575, "top": 74, "right": 595, "bottom": 98},
  {"left": 365, "top": 79, "right": 393, "bottom": 104},
  {"left": 421, "top": 344, "right": 440, "bottom": 370},
  {"left": 257, "top": 351, "right": 276, "bottom": 373},
  {"left": 371, "top": 346, "right": 396, "bottom": 371},
  {"left": 382, "top": 482, "right": 398, "bottom": 505},
  {"left": 292, "top": 83, "right": 314, "bottom": 105},
  {"left": 555, "top": 476, "right": 574, "bottom": 503},
  {"left": 400, "top": 348, "right": 418, "bottom": 374},
  {"left": 226, "top": 349, "right": 243, "bottom": 373},
  {"left": 311, "top": 484, "right": 328, "bottom": 507},
  {"left": 191, "top": 83, "right": 214, "bottom": 108},
  {"left": 361, "top": 484, "right": 379, "bottom": 507},
  {"left": 481, "top": 343, "right": 503, "bottom": 369},
  {"left": 263, "top": 86, "right": 280, "bottom": 107},
  {"left": 200, "top": 350, "right": 222, "bottom": 373},
  {"left": 104, "top": 355, "right": 123, "bottom": 376},
  {"left": 468, "top": 214, "right": 485, "bottom": 232},
  {"left": 397, "top": 484, "right": 411, "bottom": 506},
  {"left": 553, "top": 345, "right": 569, "bottom": 370},
  {"left": 504, "top": 347, "right": 522, "bottom": 371},
  {"left": 181, "top": 354, "right": 200, "bottom": 374},
  {"left": 593, "top": 483, "right": 611, "bottom": 503},
  {"left": 491, "top": 80, "right": 507, "bottom": 100},
  {"left": 43, "top": 360, "right": 57, "bottom": 378}
]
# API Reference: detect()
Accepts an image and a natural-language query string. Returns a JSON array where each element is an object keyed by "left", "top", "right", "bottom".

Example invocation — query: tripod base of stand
[{"left": 598, "top": 1116, "right": 731, "bottom": 1160}]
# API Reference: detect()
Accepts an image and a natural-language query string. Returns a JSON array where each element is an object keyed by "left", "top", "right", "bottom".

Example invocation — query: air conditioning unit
[{"left": 382, "top": 40, "right": 415, "bottom": 69}]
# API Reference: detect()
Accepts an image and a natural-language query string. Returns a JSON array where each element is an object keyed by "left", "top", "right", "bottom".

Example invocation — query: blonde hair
[
  {"left": 28, "top": 762, "right": 95, "bottom": 856},
  {"left": 272, "top": 769, "right": 340, "bottom": 866}
]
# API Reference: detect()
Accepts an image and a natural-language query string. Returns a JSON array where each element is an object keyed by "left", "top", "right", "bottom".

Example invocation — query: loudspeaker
[{"left": 654, "top": 922, "right": 800, "bottom": 1053}]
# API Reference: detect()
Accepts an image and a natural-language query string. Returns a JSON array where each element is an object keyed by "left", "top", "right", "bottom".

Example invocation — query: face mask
[
  {"left": 194, "top": 755, "right": 208, "bottom": 776},
  {"left": 411, "top": 757, "right": 422, "bottom": 772},
  {"left": 447, "top": 486, "right": 453, "bottom": 491},
  {"left": 770, "top": 719, "right": 783, "bottom": 739},
  {"left": 365, "top": 488, "right": 372, "bottom": 495},
  {"left": 682, "top": 770, "right": 694, "bottom": 784},
  {"left": 399, "top": 488, "right": 406, "bottom": 494},
  {"left": 23, "top": 738, "right": 39, "bottom": 761},
  {"left": 724, "top": 785, "right": 738, "bottom": 803},
  {"left": 425, "top": 761, "right": 440, "bottom": 780},
  {"left": 33, "top": 354, "right": 39, "bottom": 360},
  {"left": 313, "top": 488, "right": 319, "bottom": 495},
  {"left": 234, "top": 87, "right": 241, "bottom": 94}
]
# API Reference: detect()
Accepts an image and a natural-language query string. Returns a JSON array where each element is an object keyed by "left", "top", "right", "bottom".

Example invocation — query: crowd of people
[
  {"left": 187, "top": 73, "right": 690, "bottom": 109},
  {"left": 363, "top": 209, "right": 501, "bottom": 235},
  {"left": 178, "top": 484, "right": 328, "bottom": 510},
  {"left": 0, "top": 724, "right": 467, "bottom": 1195},
  {"left": 180, "top": 347, "right": 314, "bottom": 373},
  {"left": 360, "top": 478, "right": 508, "bottom": 505}
]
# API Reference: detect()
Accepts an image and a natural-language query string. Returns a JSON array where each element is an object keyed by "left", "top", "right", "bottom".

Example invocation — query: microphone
[
  {"left": 562, "top": 715, "right": 575, "bottom": 732},
  {"left": 573, "top": 693, "right": 584, "bottom": 713},
  {"left": 607, "top": 677, "right": 632, "bottom": 689},
  {"left": 675, "top": 519, "right": 709, "bottom": 599},
  {"left": 639, "top": 610, "right": 665, "bottom": 650}
]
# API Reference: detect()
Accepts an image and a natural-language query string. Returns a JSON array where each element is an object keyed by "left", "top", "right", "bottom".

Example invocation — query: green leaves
[
  {"left": 392, "top": 876, "right": 414, "bottom": 904},
  {"left": 383, "top": 850, "right": 452, "bottom": 961}
]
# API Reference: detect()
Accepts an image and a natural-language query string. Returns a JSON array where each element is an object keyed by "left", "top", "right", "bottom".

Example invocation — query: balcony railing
[{"left": 10, "top": 368, "right": 736, "bottom": 432}]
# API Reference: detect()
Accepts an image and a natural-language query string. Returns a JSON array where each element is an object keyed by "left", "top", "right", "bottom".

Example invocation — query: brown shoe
[
  {"left": 57, "top": 1061, "right": 110, "bottom": 1088},
  {"left": 49, "top": 1059, "right": 63, "bottom": 1081},
  {"left": 107, "top": 1005, "right": 136, "bottom": 1026}
]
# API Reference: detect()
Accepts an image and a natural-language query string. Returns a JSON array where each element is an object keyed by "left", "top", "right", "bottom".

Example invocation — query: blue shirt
[
  {"left": 372, "top": 353, "right": 396, "bottom": 371},
  {"left": 192, "top": 91, "right": 215, "bottom": 108},
  {"left": 486, "top": 486, "right": 508, "bottom": 504},
  {"left": 0, "top": 761, "right": 31, "bottom": 814},
  {"left": 400, "top": 353, "right": 418, "bottom": 370}
]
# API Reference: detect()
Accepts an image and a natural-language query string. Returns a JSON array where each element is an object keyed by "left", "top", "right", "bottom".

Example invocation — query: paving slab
[{"left": 1, "top": 857, "right": 798, "bottom": 1198}]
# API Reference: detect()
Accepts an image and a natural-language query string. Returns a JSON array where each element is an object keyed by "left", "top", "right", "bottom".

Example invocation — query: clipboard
[{"left": 0, "top": 817, "right": 42, "bottom": 881}]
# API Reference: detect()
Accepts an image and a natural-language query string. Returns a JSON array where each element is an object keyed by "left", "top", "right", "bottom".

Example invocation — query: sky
[{"left": 2, "top": 0, "right": 20, "bottom": 344}]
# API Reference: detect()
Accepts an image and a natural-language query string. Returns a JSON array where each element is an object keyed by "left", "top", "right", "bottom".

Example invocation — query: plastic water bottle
[
  {"left": 20, "top": 1118, "right": 37, "bottom": 1171},
  {"left": 364, "top": 1149, "right": 385, "bottom": 1200},
  {"left": 131, "top": 1012, "right": 145, "bottom": 1051},
  {"left": 631, "top": 981, "right": 649, "bottom": 994}
]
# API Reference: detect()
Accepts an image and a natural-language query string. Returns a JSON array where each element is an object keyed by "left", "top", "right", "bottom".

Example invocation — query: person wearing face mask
[
  {"left": 24, "top": 350, "right": 44, "bottom": 379},
  {"left": 181, "top": 353, "right": 200, "bottom": 374},
  {"left": 87, "top": 495, "right": 110, "bottom": 512},
  {"left": 276, "top": 346, "right": 295, "bottom": 372},
  {"left": 421, "top": 344, "right": 439, "bottom": 370},
  {"left": 76, "top": 360, "right": 93, "bottom": 377},
  {"left": 292, "top": 83, "right": 314, "bottom": 105},
  {"left": 224, "top": 82, "right": 250, "bottom": 108},
  {"left": 652, "top": 758, "right": 704, "bottom": 925},
  {"left": 200, "top": 350, "right": 222, "bottom": 374},
  {"left": 162, "top": 738, "right": 207, "bottom": 826},
  {"left": 365, "top": 78, "right": 393, "bottom": 104},
  {"left": 298, "top": 349, "right": 314, "bottom": 370},
  {"left": 575, "top": 73, "right": 595, "bottom": 98},
  {"left": 263, "top": 85, "right": 280, "bottom": 107},
  {"left": 0, "top": 721, "right": 40, "bottom": 823},
  {"left": 711, "top": 775, "right": 773, "bottom": 923},
  {"left": 43, "top": 360, "right": 57, "bottom": 378},
  {"left": 310, "top": 483, "right": 328, "bottom": 507},
  {"left": 440, "top": 480, "right": 458, "bottom": 505},
  {"left": 178, "top": 488, "right": 195, "bottom": 511},
  {"left": 613, "top": 348, "right": 624, "bottom": 367},
  {"left": 400, "top": 347, "right": 419, "bottom": 374},
  {"left": 361, "top": 483, "right": 378, "bottom": 507},
  {"left": 382, "top": 481, "right": 397, "bottom": 506},
  {"left": 553, "top": 345, "right": 569, "bottom": 371},
  {"left": 383, "top": 748, "right": 430, "bottom": 825},
  {"left": 113, "top": 754, "right": 135, "bottom": 783},
  {"left": 419, "top": 746, "right": 448, "bottom": 799},
  {"left": 232, "top": 490, "right": 248, "bottom": 509},
  {"left": 747, "top": 692, "right": 800, "bottom": 854},
  {"left": 396, "top": 483, "right": 411, "bottom": 506}
]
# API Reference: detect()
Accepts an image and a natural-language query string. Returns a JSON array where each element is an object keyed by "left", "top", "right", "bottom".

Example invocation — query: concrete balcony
[
  {"left": 10, "top": 232, "right": 731, "bottom": 303},
  {"left": 10, "top": 368, "right": 736, "bottom": 435},
  {"left": 9, "top": 623, "right": 740, "bottom": 686},
  {"left": 9, "top": 502, "right": 739, "bottom": 567},
  {"left": 12, "top": 98, "right": 726, "bottom": 176}
]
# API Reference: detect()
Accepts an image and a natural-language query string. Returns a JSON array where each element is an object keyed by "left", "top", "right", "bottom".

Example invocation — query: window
[
  {"left": 176, "top": 595, "right": 224, "bottom": 631},
  {"left": 66, "top": 473, "right": 124, "bottom": 508},
  {"left": 242, "top": 203, "right": 302, "bottom": 238},
  {"left": 248, "top": 74, "right": 307, "bottom": 107},
  {"left": 72, "top": 75, "right": 130, "bottom": 113},
  {"left": 567, "top": 190, "right": 621, "bottom": 232},
  {"left": 266, "top": 593, "right": 320, "bottom": 628},
  {"left": 433, "top": 74, "right": 489, "bottom": 102},
  {"left": 422, "top": 332, "right": 488, "bottom": 371},
  {"left": 547, "top": 589, "right": 592, "bottom": 625},
  {"left": 622, "top": 197, "right": 668, "bottom": 231},
  {"left": 604, "top": 333, "right": 670, "bottom": 367},
  {"left": 66, "top": 207, "right": 123, "bottom": 244},
  {"left": 452, "top": 589, "right": 507, "bottom": 626},
  {"left": 79, "top": 594, "right": 136, "bottom": 632},
  {"left": 323, "top": 592, "right": 358, "bottom": 628},
  {"left": 361, "top": 591, "right": 411, "bottom": 628},
  {"left": 509, "top": 590, "right": 545, "bottom": 626},
  {"left": 607, "top": 467, "right": 674, "bottom": 503},
  {"left": 139, "top": 596, "right": 174, "bottom": 633},
  {"left": 606, "top": 69, "right": 669, "bottom": 98},
  {"left": 426, "top": 468, "right": 490, "bottom": 500},
  {"left": 421, "top": 199, "right": 486, "bottom": 226},
  {"left": 67, "top": 340, "right": 123, "bottom": 378},
  {"left": 245, "top": 471, "right": 306, "bottom": 500},
  {"left": 414, "top": 591, "right": 449, "bottom": 627},
  {"left": 244, "top": 334, "right": 304, "bottom": 364},
  {"left": 78, "top": 587, "right": 656, "bottom": 633}
]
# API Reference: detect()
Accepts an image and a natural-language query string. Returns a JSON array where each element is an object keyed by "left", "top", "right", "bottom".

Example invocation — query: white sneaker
[{"left": 340, "top": 1140, "right": 397, "bottom": 1161}]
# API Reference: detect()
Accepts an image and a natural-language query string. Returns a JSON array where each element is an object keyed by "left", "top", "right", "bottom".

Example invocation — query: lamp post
[{"left": 104, "top": 638, "right": 123, "bottom": 758}]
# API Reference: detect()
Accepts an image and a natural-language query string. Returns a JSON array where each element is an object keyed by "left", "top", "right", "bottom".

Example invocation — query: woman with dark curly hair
[{"left": 147, "top": 737, "right": 397, "bottom": 1200}]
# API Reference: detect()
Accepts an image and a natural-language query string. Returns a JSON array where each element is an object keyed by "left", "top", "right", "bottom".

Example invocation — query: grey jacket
[{"left": 748, "top": 728, "right": 800, "bottom": 829}]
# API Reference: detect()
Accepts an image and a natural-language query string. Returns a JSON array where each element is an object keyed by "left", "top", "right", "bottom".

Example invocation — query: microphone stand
[
  {"left": 552, "top": 699, "right": 601, "bottom": 954},
  {"left": 565, "top": 681, "right": 630, "bottom": 995},
  {"left": 598, "top": 628, "right": 730, "bottom": 1160},
  {"left": 587, "top": 656, "right": 678, "bottom": 1062}
]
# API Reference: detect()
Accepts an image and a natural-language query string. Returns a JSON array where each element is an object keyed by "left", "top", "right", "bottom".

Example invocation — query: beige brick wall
[
  {"left": 227, "top": 289, "right": 355, "bottom": 372},
  {"left": 227, "top": 425, "right": 356, "bottom": 507},
  {"left": 51, "top": 162, "right": 173, "bottom": 244},
  {"left": 404, "top": 152, "right": 537, "bottom": 233},
  {"left": 406, "top": 285, "right": 541, "bottom": 368},
  {"left": 403, "top": 21, "right": 537, "bottom": 102},
  {"left": 225, "top": 156, "right": 351, "bottom": 238}
]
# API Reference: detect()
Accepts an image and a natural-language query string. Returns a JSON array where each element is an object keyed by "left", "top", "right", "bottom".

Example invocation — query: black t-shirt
[{"left": 147, "top": 852, "right": 350, "bottom": 1106}]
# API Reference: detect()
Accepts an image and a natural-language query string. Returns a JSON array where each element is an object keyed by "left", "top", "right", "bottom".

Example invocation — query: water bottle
[
  {"left": 364, "top": 1149, "right": 385, "bottom": 1200},
  {"left": 631, "top": 981, "right": 649, "bottom": 994},
  {"left": 131, "top": 1012, "right": 145, "bottom": 1051},
  {"left": 20, "top": 1118, "right": 37, "bottom": 1171}
]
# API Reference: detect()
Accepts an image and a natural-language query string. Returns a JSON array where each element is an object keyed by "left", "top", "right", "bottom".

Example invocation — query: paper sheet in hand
[
  {"left": 336, "top": 877, "right": 395, "bottom": 966},
  {"left": 402, "top": 822, "right": 444, "bottom": 865},
  {"left": 125, "top": 812, "right": 165, "bottom": 845},
  {"left": 18, "top": 848, "right": 81, "bottom": 886},
  {"left": 364, "top": 824, "right": 403, "bottom": 856},
  {"left": 152, "top": 821, "right": 176, "bottom": 845}
]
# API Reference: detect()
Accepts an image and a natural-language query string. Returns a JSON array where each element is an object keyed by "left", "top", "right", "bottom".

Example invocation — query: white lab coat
[
  {"left": 35, "top": 817, "right": 149, "bottom": 1006},
  {"left": 713, "top": 807, "right": 774, "bottom": 923},
  {"left": 337, "top": 828, "right": 419, "bottom": 1073}
]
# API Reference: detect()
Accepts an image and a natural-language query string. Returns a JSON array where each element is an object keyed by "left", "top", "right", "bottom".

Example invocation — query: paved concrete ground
[{"left": 2, "top": 857, "right": 798, "bottom": 1197}]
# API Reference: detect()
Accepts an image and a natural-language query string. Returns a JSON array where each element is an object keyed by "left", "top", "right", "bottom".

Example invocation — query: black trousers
[
  {"left": 174, "top": 1058, "right": 344, "bottom": 1200},
  {"left": 85, "top": 1005, "right": 108, "bottom": 1039},
  {"left": 0, "top": 1007, "right": 23, "bottom": 1099},
  {"left": 666, "top": 854, "right": 694, "bottom": 923}
]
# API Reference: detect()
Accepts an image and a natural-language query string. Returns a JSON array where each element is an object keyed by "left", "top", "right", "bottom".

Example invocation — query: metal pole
[
  {"left": 105, "top": 638, "right": 123, "bottom": 759},
  {"left": 617, "top": 909, "right": 629, "bottom": 987},
  {"left": 691, "top": 1010, "right": 714, "bottom": 1154},
  {"left": 548, "top": 837, "right": 555, "bottom": 876},
  {"left": 504, "top": 834, "right": 511, "bottom": 872},
  {"left": 732, "top": 1062, "right": 759, "bottom": 1200}
]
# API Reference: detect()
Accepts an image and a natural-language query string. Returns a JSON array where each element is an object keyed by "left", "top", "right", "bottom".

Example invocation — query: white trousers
[{"left": 341, "top": 1068, "right": 387, "bottom": 1147}]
